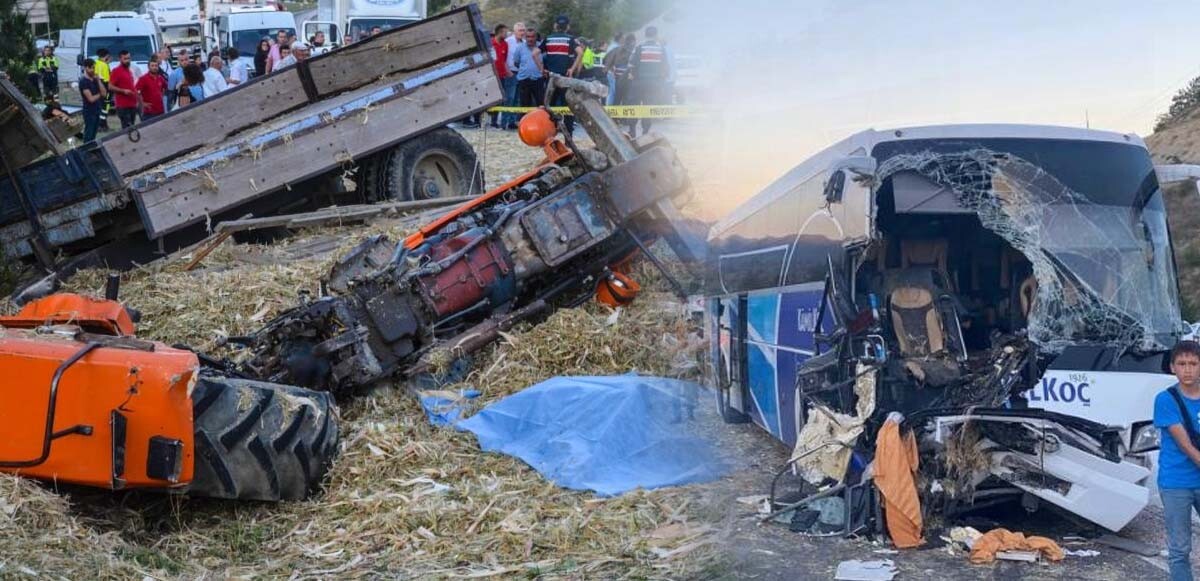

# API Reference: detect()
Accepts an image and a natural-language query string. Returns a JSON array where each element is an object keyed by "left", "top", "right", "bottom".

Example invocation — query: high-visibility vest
[{"left": 36, "top": 56, "right": 59, "bottom": 72}]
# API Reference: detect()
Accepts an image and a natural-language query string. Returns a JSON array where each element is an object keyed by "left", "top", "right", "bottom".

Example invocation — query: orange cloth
[
  {"left": 872, "top": 417, "right": 923, "bottom": 548},
  {"left": 968, "top": 528, "right": 1065, "bottom": 564}
]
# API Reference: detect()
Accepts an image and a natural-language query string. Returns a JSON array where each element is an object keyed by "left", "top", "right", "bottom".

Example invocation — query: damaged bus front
[{"left": 705, "top": 125, "right": 1187, "bottom": 531}]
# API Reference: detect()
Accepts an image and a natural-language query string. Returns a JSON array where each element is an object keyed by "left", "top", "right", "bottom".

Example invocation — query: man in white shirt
[
  {"left": 275, "top": 41, "right": 310, "bottom": 69},
  {"left": 157, "top": 47, "right": 173, "bottom": 77},
  {"left": 226, "top": 48, "right": 250, "bottom": 85},
  {"left": 202, "top": 55, "right": 229, "bottom": 96},
  {"left": 504, "top": 21, "right": 525, "bottom": 74}
]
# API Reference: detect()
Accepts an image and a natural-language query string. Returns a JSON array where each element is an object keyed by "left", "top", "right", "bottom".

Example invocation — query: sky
[{"left": 657, "top": 0, "right": 1200, "bottom": 216}]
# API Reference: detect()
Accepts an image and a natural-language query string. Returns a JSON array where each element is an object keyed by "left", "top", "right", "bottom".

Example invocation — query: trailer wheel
[
  {"left": 362, "top": 127, "right": 484, "bottom": 202},
  {"left": 189, "top": 376, "right": 339, "bottom": 501}
]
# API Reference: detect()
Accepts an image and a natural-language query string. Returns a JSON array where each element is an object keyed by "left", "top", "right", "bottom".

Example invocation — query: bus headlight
[{"left": 1129, "top": 422, "right": 1160, "bottom": 453}]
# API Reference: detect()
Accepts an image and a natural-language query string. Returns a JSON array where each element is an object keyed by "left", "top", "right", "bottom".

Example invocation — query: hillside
[{"left": 1145, "top": 121, "right": 1200, "bottom": 320}]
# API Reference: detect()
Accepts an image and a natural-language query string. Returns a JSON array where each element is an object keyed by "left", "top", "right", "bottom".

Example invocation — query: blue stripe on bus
[
  {"left": 737, "top": 285, "right": 836, "bottom": 446},
  {"left": 747, "top": 342, "right": 780, "bottom": 437}
]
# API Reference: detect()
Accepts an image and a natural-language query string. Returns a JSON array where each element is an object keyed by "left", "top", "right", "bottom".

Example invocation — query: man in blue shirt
[
  {"left": 1154, "top": 339, "right": 1200, "bottom": 581},
  {"left": 78, "top": 59, "right": 107, "bottom": 142},
  {"left": 511, "top": 28, "right": 544, "bottom": 109}
]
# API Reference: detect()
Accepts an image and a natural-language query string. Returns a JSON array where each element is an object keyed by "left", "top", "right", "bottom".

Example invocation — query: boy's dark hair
[
  {"left": 97, "top": 48, "right": 109, "bottom": 58},
  {"left": 83, "top": 58, "right": 95, "bottom": 68},
  {"left": 494, "top": 23, "right": 507, "bottom": 35},
  {"left": 1171, "top": 340, "right": 1200, "bottom": 363},
  {"left": 118, "top": 50, "right": 130, "bottom": 58}
]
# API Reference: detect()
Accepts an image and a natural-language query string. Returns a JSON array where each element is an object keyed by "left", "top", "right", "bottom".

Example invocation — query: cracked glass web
[{"left": 874, "top": 149, "right": 1184, "bottom": 354}]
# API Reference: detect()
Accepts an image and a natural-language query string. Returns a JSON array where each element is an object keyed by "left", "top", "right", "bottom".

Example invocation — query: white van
[
  {"left": 207, "top": 6, "right": 296, "bottom": 76},
  {"left": 140, "top": 0, "right": 202, "bottom": 52},
  {"left": 80, "top": 12, "right": 163, "bottom": 73}
]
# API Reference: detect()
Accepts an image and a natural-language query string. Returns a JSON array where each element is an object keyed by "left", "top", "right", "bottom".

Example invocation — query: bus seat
[
  {"left": 901, "top": 239, "right": 953, "bottom": 290},
  {"left": 1019, "top": 274, "right": 1037, "bottom": 318},
  {"left": 887, "top": 271, "right": 962, "bottom": 387}
]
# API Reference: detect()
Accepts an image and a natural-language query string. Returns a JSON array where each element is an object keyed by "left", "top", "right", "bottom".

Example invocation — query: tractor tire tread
[{"left": 190, "top": 376, "right": 338, "bottom": 501}]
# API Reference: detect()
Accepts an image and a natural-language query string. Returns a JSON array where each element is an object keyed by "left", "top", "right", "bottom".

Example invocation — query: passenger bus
[{"left": 704, "top": 124, "right": 1188, "bottom": 531}]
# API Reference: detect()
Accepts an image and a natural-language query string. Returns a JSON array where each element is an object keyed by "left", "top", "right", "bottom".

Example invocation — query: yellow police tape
[{"left": 486, "top": 105, "right": 704, "bottom": 119}]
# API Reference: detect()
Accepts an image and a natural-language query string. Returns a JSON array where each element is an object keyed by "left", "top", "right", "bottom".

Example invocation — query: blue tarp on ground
[
  {"left": 419, "top": 389, "right": 481, "bottom": 426},
  {"left": 458, "top": 375, "right": 726, "bottom": 496}
]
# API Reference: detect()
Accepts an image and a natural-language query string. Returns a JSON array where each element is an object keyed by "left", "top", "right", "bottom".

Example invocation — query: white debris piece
[{"left": 834, "top": 559, "right": 898, "bottom": 581}]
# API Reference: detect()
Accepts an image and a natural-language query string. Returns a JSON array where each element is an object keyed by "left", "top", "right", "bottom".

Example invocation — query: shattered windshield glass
[{"left": 873, "top": 140, "right": 1184, "bottom": 353}]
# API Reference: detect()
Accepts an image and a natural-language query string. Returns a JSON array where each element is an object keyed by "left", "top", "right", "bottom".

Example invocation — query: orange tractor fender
[{"left": 0, "top": 294, "right": 198, "bottom": 490}]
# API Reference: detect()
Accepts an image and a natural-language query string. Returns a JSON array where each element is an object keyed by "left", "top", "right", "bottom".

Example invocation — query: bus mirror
[
  {"left": 824, "top": 170, "right": 846, "bottom": 203},
  {"left": 828, "top": 155, "right": 876, "bottom": 178},
  {"left": 824, "top": 156, "right": 876, "bottom": 203}
]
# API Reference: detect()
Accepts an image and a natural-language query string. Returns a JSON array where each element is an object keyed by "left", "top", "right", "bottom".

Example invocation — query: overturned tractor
[{"left": 210, "top": 76, "right": 705, "bottom": 397}]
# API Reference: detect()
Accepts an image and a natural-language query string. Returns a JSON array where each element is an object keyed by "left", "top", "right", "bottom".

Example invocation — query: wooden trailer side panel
[
  {"left": 99, "top": 5, "right": 490, "bottom": 178},
  {"left": 101, "top": 71, "right": 309, "bottom": 177},
  {"left": 307, "top": 10, "right": 480, "bottom": 98},
  {"left": 130, "top": 56, "right": 500, "bottom": 238}
]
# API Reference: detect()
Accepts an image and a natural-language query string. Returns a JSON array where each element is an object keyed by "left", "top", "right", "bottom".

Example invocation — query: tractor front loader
[{"left": 0, "top": 291, "right": 338, "bottom": 501}]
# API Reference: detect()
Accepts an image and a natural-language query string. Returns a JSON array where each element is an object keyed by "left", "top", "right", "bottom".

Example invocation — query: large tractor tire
[
  {"left": 358, "top": 127, "right": 484, "bottom": 202},
  {"left": 189, "top": 376, "right": 338, "bottom": 501}
]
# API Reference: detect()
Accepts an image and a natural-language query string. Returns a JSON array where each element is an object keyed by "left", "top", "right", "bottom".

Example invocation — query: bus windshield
[{"left": 872, "top": 138, "right": 1184, "bottom": 351}]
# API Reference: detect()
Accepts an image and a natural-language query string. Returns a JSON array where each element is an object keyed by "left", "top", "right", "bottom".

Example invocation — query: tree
[
  {"left": 532, "top": 0, "right": 675, "bottom": 45},
  {"left": 48, "top": 0, "right": 139, "bottom": 32},
  {"left": 1155, "top": 75, "right": 1200, "bottom": 133},
  {"left": 0, "top": 0, "right": 37, "bottom": 97}
]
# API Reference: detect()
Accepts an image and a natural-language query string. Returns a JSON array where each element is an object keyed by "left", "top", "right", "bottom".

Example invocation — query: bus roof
[{"left": 709, "top": 123, "right": 1148, "bottom": 240}]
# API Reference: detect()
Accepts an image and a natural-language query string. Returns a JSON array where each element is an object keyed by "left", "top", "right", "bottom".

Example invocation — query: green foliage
[
  {"left": 0, "top": 0, "right": 37, "bottom": 96},
  {"left": 533, "top": 0, "right": 674, "bottom": 43},
  {"left": 48, "top": 0, "right": 140, "bottom": 32},
  {"left": 429, "top": 0, "right": 455, "bottom": 15},
  {"left": 1155, "top": 75, "right": 1200, "bottom": 133}
]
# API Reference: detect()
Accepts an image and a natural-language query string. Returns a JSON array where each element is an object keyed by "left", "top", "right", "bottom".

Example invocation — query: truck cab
[
  {"left": 207, "top": 6, "right": 296, "bottom": 75},
  {"left": 310, "top": 0, "right": 426, "bottom": 46},
  {"left": 141, "top": 0, "right": 202, "bottom": 54},
  {"left": 80, "top": 12, "right": 163, "bottom": 73},
  {"left": 706, "top": 124, "right": 1189, "bottom": 532}
]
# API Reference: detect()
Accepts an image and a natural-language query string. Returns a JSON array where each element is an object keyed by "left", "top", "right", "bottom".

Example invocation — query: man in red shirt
[
  {"left": 109, "top": 50, "right": 140, "bottom": 128},
  {"left": 490, "top": 23, "right": 510, "bottom": 129},
  {"left": 136, "top": 56, "right": 168, "bottom": 120}
]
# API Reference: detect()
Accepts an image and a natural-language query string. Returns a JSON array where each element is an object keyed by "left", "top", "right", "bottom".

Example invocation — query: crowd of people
[
  {"left": 481, "top": 16, "right": 675, "bottom": 137},
  {"left": 37, "top": 13, "right": 673, "bottom": 143},
  {"left": 67, "top": 24, "right": 368, "bottom": 142}
]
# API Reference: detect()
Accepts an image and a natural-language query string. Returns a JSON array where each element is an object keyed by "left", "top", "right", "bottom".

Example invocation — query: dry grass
[{"left": 1, "top": 172, "right": 722, "bottom": 578}]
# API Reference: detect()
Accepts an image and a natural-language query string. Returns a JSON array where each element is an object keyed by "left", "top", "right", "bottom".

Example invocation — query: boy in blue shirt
[{"left": 1155, "top": 339, "right": 1200, "bottom": 581}]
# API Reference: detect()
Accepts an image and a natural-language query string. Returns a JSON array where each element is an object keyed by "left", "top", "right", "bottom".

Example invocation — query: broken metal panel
[
  {"left": 930, "top": 413, "right": 1151, "bottom": 531},
  {"left": 0, "top": 77, "right": 64, "bottom": 173}
]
